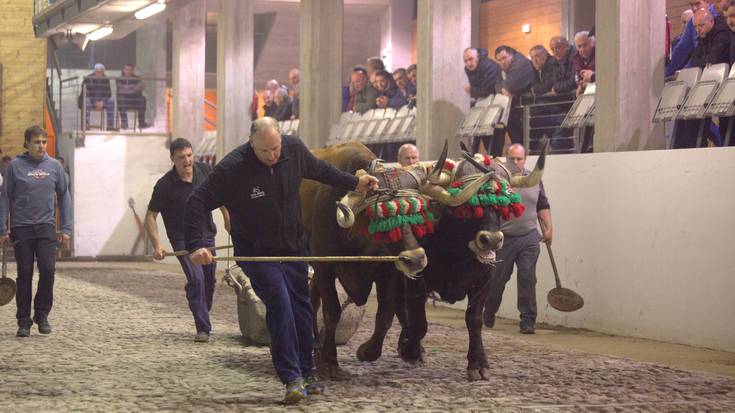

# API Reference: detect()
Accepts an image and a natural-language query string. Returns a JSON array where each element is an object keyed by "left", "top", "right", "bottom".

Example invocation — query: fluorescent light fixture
[
  {"left": 135, "top": 1, "right": 166, "bottom": 20},
  {"left": 87, "top": 26, "right": 113, "bottom": 41},
  {"left": 521, "top": 24, "right": 531, "bottom": 34}
]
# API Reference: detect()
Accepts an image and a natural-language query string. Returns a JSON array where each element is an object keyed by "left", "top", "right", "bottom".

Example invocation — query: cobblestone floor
[{"left": 1, "top": 262, "right": 734, "bottom": 412}]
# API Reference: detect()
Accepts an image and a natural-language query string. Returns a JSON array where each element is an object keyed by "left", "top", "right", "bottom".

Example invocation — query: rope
[{"left": 212, "top": 255, "right": 402, "bottom": 263}]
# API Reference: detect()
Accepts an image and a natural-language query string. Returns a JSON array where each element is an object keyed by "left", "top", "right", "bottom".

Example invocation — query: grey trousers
[{"left": 484, "top": 229, "right": 541, "bottom": 323}]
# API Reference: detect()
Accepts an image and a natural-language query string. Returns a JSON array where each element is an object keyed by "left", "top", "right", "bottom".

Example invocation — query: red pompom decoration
[
  {"left": 473, "top": 206, "right": 484, "bottom": 219},
  {"left": 511, "top": 203, "right": 526, "bottom": 217},
  {"left": 497, "top": 205, "right": 511, "bottom": 221}
]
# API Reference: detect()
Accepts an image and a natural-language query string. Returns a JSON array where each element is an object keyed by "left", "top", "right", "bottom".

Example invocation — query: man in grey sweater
[{"left": 0, "top": 126, "right": 72, "bottom": 337}]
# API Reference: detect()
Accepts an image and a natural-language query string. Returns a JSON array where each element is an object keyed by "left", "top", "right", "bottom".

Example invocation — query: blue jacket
[{"left": 0, "top": 153, "right": 72, "bottom": 235}]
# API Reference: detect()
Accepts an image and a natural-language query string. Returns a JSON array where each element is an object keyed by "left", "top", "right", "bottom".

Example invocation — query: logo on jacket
[
  {"left": 27, "top": 169, "right": 51, "bottom": 180},
  {"left": 250, "top": 186, "right": 266, "bottom": 199}
]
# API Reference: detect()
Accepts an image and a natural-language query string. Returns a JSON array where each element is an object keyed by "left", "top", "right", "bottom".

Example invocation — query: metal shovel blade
[{"left": 547, "top": 287, "right": 584, "bottom": 312}]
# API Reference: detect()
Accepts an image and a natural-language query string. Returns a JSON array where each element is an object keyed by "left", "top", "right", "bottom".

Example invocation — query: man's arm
[
  {"left": 55, "top": 164, "right": 73, "bottom": 248},
  {"left": 185, "top": 161, "right": 232, "bottom": 264},
  {"left": 538, "top": 209, "right": 552, "bottom": 245},
  {"left": 666, "top": 18, "right": 697, "bottom": 77},
  {"left": 219, "top": 206, "right": 231, "bottom": 234},
  {"left": 144, "top": 210, "right": 166, "bottom": 260}
]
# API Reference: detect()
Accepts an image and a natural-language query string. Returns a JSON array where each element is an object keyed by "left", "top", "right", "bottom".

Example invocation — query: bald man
[
  {"left": 690, "top": 7, "right": 731, "bottom": 67},
  {"left": 397, "top": 143, "right": 420, "bottom": 167}
]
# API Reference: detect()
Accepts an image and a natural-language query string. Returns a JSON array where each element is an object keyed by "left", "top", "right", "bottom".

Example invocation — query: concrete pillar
[
  {"left": 471, "top": 0, "right": 480, "bottom": 48},
  {"left": 416, "top": 0, "right": 471, "bottom": 159},
  {"left": 135, "top": 22, "right": 167, "bottom": 130},
  {"left": 596, "top": 0, "right": 666, "bottom": 151},
  {"left": 299, "top": 0, "right": 342, "bottom": 148},
  {"left": 172, "top": 0, "right": 206, "bottom": 144},
  {"left": 217, "top": 0, "right": 253, "bottom": 158}
]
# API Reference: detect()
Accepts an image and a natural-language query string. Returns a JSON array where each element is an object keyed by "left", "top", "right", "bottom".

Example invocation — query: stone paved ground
[{"left": 1, "top": 262, "right": 734, "bottom": 412}]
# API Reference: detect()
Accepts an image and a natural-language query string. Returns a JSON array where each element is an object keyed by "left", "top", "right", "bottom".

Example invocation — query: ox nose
[
  {"left": 476, "top": 230, "right": 504, "bottom": 251},
  {"left": 395, "top": 247, "right": 427, "bottom": 277}
]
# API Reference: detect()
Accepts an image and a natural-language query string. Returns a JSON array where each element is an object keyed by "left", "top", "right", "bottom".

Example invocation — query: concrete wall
[
  {"left": 0, "top": 0, "right": 47, "bottom": 155},
  {"left": 439, "top": 148, "right": 735, "bottom": 352}
]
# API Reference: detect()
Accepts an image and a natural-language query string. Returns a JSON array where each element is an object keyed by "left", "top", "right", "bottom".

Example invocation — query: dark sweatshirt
[
  {"left": 465, "top": 48, "right": 502, "bottom": 100},
  {"left": 184, "top": 135, "right": 359, "bottom": 255},
  {"left": 690, "top": 16, "right": 731, "bottom": 68},
  {"left": 0, "top": 153, "right": 72, "bottom": 235}
]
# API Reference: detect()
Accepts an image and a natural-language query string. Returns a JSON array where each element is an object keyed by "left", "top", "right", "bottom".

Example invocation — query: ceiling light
[
  {"left": 87, "top": 26, "right": 113, "bottom": 41},
  {"left": 135, "top": 1, "right": 166, "bottom": 20}
]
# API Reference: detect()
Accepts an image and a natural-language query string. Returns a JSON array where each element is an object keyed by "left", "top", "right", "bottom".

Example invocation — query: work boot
[
  {"left": 34, "top": 317, "right": 51, "bottom": 335},
  {"left": 304, "top": 375, "right": 325, "bottom": 396},
  {"left": 519, "top": 319, "right": 535, "bottom": 335},
  {"left": 194, "top": 332, "right": 210, "bottom": 343},
  {"left": 283, "top": 377, "right": 306, "bottom": 405},
  {"left": 16, "top": 326, "right": 31, "bottom": 337}
]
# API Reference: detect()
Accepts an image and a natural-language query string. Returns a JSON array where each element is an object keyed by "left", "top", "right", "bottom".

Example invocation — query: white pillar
[
  {"left": 384, "top": 0, "right": 414, "bottom": 71},
  {"left": 217, "top": 0, "right": 253, "bottom": 158},
  {"left": 172, "top": 0, "right": 206, "bottom": 145},
  {"left": 416, "top": 0, "right": 472, "bottom": 159},
  {"left": 596, "top": 0, "right": 666, "bottom": 151},
  {"left": 135, "top": 22, "right": 166, "bottom": 130},
  {"left": 299, "top": 0, "right": 343, "bottom": 148}
]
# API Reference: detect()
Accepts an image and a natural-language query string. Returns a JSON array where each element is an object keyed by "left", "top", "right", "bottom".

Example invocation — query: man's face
[
  {"left": 94, "top": 67, "right": 105, "bottom": 77},
  {"left": 530, "top": 49, "right": 548, "bottom": 71},
  {"left": 575, "top": 36, "right": 594, "bottom": 59},
  {"left": 289, "top": 71, "right": 299, "bottom": 86},
  {"left": 398, "top": 147, "right": 419, "bottom": 167},
  {"left": 351, "top": 72, "right": 367, "bottom": 92},
  {"left": 252, "top": 128, "right": 282, "bottom": 167},
  {"left": 463, "top": 50, "right": 479, "bottom": 71},
  {"left": 123, "top": 65, "right": 134, "bottom": 76},
  {"left": 172, "top": 147, "right": 194, "bottom": 176},
  {"left": 495, "top": 50, "right": 513, "bottom": 72},
  {"left": 714, "top": 0, "right": 728, "bottom": 13},
  {"left": 726, "top": 7, "right": 735, "bottom": 31},
  {"left": 263, "top": 90, "right": 273, "bottom": 105},
  {"left": 689, "top": 0, "right": 708, "bottom": 12},
  {"left": 375, "top": 74, "right": 389, "bottom": 92},
  {"left": 507, "top": 146, "right": 526, "bottom": 171},
  {"left": 694, "top": 14, "right": 715, "bottom": 38},
  {"left": 26, "top": 135, "right": 48, "bottom": 160},
  {"left": 549, "top": 39, "right": 568, "bottom": 60},
  {"left": 407, "top": 68, "right": 417, "bottom": 84},
  {"left": 394, "top": 71, "right": 408, "bottom": 90}
]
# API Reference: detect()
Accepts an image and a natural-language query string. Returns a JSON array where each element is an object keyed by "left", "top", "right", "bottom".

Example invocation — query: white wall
[{"left": 439, "top": 147, "right": 735, "bottom": 352}]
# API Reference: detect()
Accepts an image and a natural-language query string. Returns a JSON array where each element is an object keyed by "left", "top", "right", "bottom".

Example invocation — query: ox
[
  {"left": 300, "top": 142, "right": 491, "bottom": 377},
  {"left": 395, "top": 144, "right": 547, "bottom": 380}
]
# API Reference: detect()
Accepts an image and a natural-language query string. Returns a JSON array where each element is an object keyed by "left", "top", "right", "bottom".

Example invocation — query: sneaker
[
  {"left": 194, "top": 332, "right": 210, "bottom": 343},
  {"left": 283, "top": 378, "right": 306, "bottom": 405},
  {"left": 35, "top": 319, "right": 51, "bottom": 335},
  {"left": 16, "top": 326, "right": 30, "bottom": 337},
  {"left": 519, "top": 320, "right": 535, "bottom": 334},
  {"left": 483, "top": 313, "right": 495, "bottom": 328},
  {"left": 304, "top": 375, "right": 325, "bottom": 395},
  {"left": 139, "top": 121, "right": 151, "bottom": 129}
]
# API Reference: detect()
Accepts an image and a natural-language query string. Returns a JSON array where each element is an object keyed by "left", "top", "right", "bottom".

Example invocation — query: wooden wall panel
[{"left": 479, "top": 0, "right": 563, "bottom": 57}]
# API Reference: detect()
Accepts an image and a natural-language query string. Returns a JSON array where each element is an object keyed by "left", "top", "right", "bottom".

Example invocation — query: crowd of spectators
[
  {"left": 79, "top": 63, "right": 151, "bottom": 131},
  {"left": 342, "top": 56, "right": 417, "bottom": 114},
  {"left": 251, "top": 68, "right": 301, "bottom": 122}
]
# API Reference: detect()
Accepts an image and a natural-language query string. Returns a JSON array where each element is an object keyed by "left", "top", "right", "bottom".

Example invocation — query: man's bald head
[
  {"left": 463, "top": 48, "right": 480, "bottom": 71},
  {"left": 250, "top": 117, "right": 282, "bottom": 167},
  {"left": 681, "top": 9, "right": 694, "bottom": 26},
  {"left": 693, "top": 8, "right": 715, "bottom": 38},
  {"left": 397, "top": 144, "right": 420, "bottom": 167}
]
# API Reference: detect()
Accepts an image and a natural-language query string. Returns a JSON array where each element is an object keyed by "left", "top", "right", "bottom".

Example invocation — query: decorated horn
[
  {"left": 427, "top": 140, "right": 448, "bottom": 184},
  {"left": 421, "top": 172, "right": 493, "bottom": 207},
  {"left": 336, "top": 190, "right": 365, "bottom": 228},
  {"left": 510, "top": 140, "right": 547, "bottom": 188}
]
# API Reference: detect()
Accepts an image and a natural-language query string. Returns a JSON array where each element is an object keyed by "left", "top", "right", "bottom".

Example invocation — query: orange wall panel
[
  {"left": 667, "top": 0, "right": 693, "bottom": 37},
  {"left": 479, "top": 0, "right": 563, "bottom": 57}
]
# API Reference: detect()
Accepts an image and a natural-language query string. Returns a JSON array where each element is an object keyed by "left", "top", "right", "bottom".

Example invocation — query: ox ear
[{"left": 427, "top": 140, "right": 448, "bottom": 184}]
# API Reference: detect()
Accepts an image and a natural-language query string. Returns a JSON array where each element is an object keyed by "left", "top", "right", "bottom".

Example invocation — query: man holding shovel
[
  {"left": 484, "top": 143, "right": 552, "bottom": 334},
  {"left": 0, "top": 125, "right": 72, "bottom": 337},
  {"left": 145, "top": 137, "right": 230, "bottom": 343}
]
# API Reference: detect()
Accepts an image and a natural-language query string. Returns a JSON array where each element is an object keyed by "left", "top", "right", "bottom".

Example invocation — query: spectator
[
  {"left": 80, "top": 63, "right": 115, "bottom": 131},
  {"left": 393, "top": 68, "right": 416, "bottom": 106},
  {"left": 366, "top": 56, "right": 385, "bottom": 85},
  {"left": 548, "top": 36, "right": 577, "bottom": 94},
  {"left": 494, "top": 45, "right": 535, "bottom": 155},
  {"left": 464, "top": 47, "right": 502, "bottom": 155},
  {"left": 374, "top": 70, "right": 407, "bottom": 110},
  {"left": 529, "top": 46, "right": 559, "bottom": 96},
  {"left": 116, "top": 64, "right": 150, "bottom": 130},
  {"left": 719, "top": 0, "right": 735, "bottom": 146},
  {"left": 572, "top": 31, "right": 596, "bottom": 94},
  {"left": 673, "top": 9, "right": 696, "bottom": 49},
  {"left": 287, "top": 68, "right": 300, "bottom": 119},
  {"left": 262, "top": 90, "right": 276, "bottom": 118},
  {"left": 397, "top": 143, "right": 420, "bottom": 167},
  {"left": 406, "top": 64, "right": 417, "bottom": 87},
  {"left": 667, "top": 0, "right": 715, "bottom": 78},
  {"left": 342, "top": 65, "right": 379, "bottom": 114},
  {"left": 272, "top": 88, "right": 293, "bottom": 121}
]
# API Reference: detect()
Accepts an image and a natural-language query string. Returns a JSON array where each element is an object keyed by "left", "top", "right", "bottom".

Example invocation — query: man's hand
[
  {"left": 580, "top": 70, "right": 595, "bottom": 82},
  {"left": 501, "top": 88, "right": 513, "bottom": 98},
  {"left": 464, "top": 85, "right": 472, "bottom": 95},
  {"left": 355, "top": 174, "right": 379, "bottom": 193},
  {"left": 58, "top": 233, "right": 71, "bottom": 250},
  {"left": 376, "top": 96, "right": 388, "bottom": 108},
  {"left": 0, "top": 234, "right": 9, "bottom": 247},
  {"left": 542, "top": 230, "right": 552, "bottom": 246},
  {"left": 190, "top": 248, "right": 213, "bottom": 265},
  {"left": 153, "top": 245, "right": 166, "bottom": 260}
]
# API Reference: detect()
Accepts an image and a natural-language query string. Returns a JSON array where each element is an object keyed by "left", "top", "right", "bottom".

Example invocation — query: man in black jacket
[
  {"left": 494, "top": 45, "right": 535, "bottom": 156},
  {"left": 184, "top": 117, "right": 378, "bottom": 405},
  {"left": 464, "top": 47, "right": 502, "bottom": 155},
  {"left": 549, "top": 36, "right": 577, "bottom": 95}
]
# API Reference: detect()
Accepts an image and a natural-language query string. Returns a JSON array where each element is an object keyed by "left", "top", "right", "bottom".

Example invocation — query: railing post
[{"left": 523, "top": 103, "right": 531, "bottom": 151}]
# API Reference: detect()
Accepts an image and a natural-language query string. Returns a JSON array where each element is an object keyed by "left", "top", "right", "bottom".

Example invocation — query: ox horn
[
  {"left": 427, "top": 140, "right": 448, "bottom": 185},
  {"left": 510, "top": 140, "right": 548, "bottom": 188},
  {"left": 421, "top": 172, "right": 493, "bottom": 207},
  {"left": 336, "top": 190, "right": 365, "bottom": 228}
]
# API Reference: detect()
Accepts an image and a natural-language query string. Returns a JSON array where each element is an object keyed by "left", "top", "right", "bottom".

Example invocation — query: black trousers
[
  {"left": 118, "top": 94, "right": 147, "bottom": 127},
  {"left": 11, "top": 224, "right": 58, "bottom": 327}
]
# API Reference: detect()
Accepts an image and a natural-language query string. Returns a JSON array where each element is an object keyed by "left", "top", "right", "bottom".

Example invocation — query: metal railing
[
  {"left": 518, "top": 93, "right": 579, "bottom": 155},
  {"left": 33, "top": 0, "right": 58, "bottom": 15}
]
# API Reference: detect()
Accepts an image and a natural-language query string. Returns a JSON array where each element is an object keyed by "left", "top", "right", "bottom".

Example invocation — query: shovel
[
  {"left": 0, "top": 246, "right": 16, "bottom": 306},
  {"left": 545, "top": 242, "right": 584, "bottom": 312}
]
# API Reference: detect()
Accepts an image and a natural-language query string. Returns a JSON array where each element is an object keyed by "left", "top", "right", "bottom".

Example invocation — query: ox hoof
[
  {"left": 356, "top": 341, "right": 383, "bottom": 362},
  {"left": 398, "top": 341, "right": 425, "bottom": 365},
  {"left": 317, "top": 362, "right": 349, "bottom": 380},
  {"left": 467, "top": 368, "right": 483, "bottom": 381}
]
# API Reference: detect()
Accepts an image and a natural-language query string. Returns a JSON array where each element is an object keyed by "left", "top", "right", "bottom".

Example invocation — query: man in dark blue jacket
[
  {"left": 0, "top": 126, "right": 72, "bottom": 338},
  {"left": 493, "top": 45, "right": 536, "bottom": 156},
  {"left": 184, "top": 117, "right": 378, "bottom": 404},
  {"left": 464, "top": 47, "right": 502, "bottom": 155}
]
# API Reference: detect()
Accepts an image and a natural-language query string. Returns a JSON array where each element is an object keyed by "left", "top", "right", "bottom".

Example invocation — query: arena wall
[{"left": 440, "top": 147, "right": 735, "bottom": 353}]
